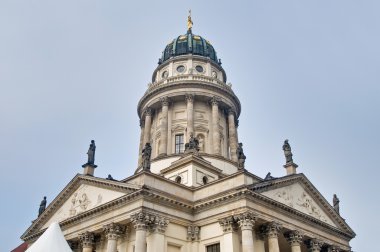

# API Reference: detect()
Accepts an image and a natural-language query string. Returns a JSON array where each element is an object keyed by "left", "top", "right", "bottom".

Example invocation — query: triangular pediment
[
  {"left": 261, "top": 182, "right": 337, "bottom": 226},
  {"left": 251, "top": 174, "right": 355, "bottom": 236},
  {"left": 22, "top": 174, "right": 140, "bottom": 240}
]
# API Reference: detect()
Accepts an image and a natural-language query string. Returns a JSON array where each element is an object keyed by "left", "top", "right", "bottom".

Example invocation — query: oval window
[
  {"left": 175, "top": 176, "right": 182, "bottom": 183},
  {"left": 202, "top": 176, "right": 208, "bottom": 185},
  {"left": 176, "top": 65, "right": 185, "bottom": 73},
  {"left": 195, "top": 65, "right": 204, "bottom": 73}
]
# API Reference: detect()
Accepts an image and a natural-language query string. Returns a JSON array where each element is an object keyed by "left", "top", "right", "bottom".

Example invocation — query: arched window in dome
[{"left": 193, "top": 37, "right": 204, "bottom": 55}]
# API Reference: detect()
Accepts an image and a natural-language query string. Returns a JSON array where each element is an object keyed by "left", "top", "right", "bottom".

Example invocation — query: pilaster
[
  {"left": 219, "top": 216, "right": 239, "bottom": 252},
  {"left": 211, "top": 96, "right": 221, "bottom": 155},
  {"left": 185, "top": 94, "right": 194, "bottom": 140}
]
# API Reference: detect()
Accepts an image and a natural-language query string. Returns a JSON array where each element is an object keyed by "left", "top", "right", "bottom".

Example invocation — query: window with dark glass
[
  {"left": 175, "top": 134, "right": 184, "bottom": 154},
  {"left": 206, "top": 243, "right": 220, "bottom": 252}
]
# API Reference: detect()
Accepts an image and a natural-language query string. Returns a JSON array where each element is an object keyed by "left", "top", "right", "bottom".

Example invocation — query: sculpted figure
[
  {"left": 236, "top": 142, "right": 246, "bottom": 169},
  {"left": 142, "top": 143, "right": 152, "bottom": 171},
  {"left": 87, "top": 140, "right": 96, "bottom": 165},
  {"left": 38, "top": 196, "right": 47, "bottom": 217},
  {"left": 282, "top": 139, "right": 293, "bottom": 164},
  {"left": 333, "top": 194, "right": 340, "bottom": 214},
  {"left": 187, "top": 133, "right": 199, "bottom": 151}
]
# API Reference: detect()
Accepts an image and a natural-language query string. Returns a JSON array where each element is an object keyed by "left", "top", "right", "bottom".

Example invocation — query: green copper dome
[{"left": 159, "top": 31, "right": 220, "bottom": 65}]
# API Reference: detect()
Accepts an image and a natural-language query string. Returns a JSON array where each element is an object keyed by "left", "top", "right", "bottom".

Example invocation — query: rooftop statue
[
  {"left": 282, "top": 139, "right": 293, "bottom": 164},
  {"left": 38, "top": 196, "right": 47, "bottom": 217},
  {"left": 333, "top": 194, "right": 340, "bottom": 214},
  {"left": 185, "top": 133, "right": 200, "bottom": 153},
  {"left": 142, "top": 143, "right": 152, "bottom": 171},
  {"left": 87, "top": 140, "right": 96, "bottom": 165},
  {"left": 187, "top": 9, "right": 193, "bottom": 32},
  {"left": 236, "top": 142, "right": 246, "bottom": 169}
]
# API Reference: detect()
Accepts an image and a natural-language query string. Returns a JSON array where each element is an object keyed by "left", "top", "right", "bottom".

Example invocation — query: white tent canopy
[{"left": 26, "top": 222, "right": 72, "bottom": 252}]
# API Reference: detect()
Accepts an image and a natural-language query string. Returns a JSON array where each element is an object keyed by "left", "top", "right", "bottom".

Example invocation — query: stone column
[
  {"left": 103, "top": 223, "right": 126, "bottom": 252},
  {"left": 131, "top": 211, "right": 150, "bottom": 252},
  {"left": 138, "top": 119, "right": 145, "bottom": 166},
  {"left": 262, "top": 222, "right": 282, "bottom": 252},
  {"left": 159, "top": 97, "right": 169, "bottom": 156},
  {"left": 211, "top": 96, "right": 221, "bottom": 155},
  {"left": 305, "top": 239, "right": 324, "bottom": 252},
  {"left": 187, "top": 225, "right": 200, "bottom": 252},
  {"left": 185, "top": 94, "right": 194, "bottom": 139},
  {"left": 148, "top": 215, "right": 169, "bottom": 252},
  {"left": 237, "top": 212, "right": 256, "bottom": 252},
  {"left": 79, "top": 231, "right": 95, "bottom": 252},
  {"left": 254, "top": 231, "right": 265, "bottom": 252},
  {"left": 142, "top": 108, "right": 152, "bottom": 146},
  {"left": 219, "top": 216, "right": 239, "bottom": 252},
  {"left": 284, "top": 230, "right": 303, "bottom": 252},
  {"left": 227, "top": 109, "right": 238, "bottom": 162}
]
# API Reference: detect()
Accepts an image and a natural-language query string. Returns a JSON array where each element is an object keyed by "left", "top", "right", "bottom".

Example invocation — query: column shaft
[
  {"left": 159, "top": 98, "right": 169, "bottom": 155},
  {"left": 186, "top": 94, "right": 194, "bottom": 139},
  {"left": 263, "top": 222, "right": 281, "bottom": 252},
  {"left": 82, "top": 248, "right": 92, "bottom": 252},
  {"left": 228, "top": 110, "right": 238, "bottom": 162},
  {"left": 222, "top": 232, "right": 239, "bottom": 252},
  {"left": 241, "top": 228, "right": 254, "bottom": 252},
  {"left": 148, "top": 232, "right": 165, "bottom": 252},
  {"left": 143, "top": 109, "right": 152, "bottom": 146},
  {"left": 135, "top": 229, "right": 147, "bottom": 252},
  {"left": 138, "top": 121, "right": 145, "bottom": 166},
  {"left": 211, "top": 98, "right": 220, "bottom": 154},
  {"left": 268, "top": 237, "right": 280, "bottom": 252},
  {"left": 106, "top": 238, "right": 117, "bottom": 252}
]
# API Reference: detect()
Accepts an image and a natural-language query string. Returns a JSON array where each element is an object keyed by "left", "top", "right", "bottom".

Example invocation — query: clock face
[
  {"left": 212, "top": 71, "right": 217, "bottom": 78},
  {"left": 195, "top": 65, "right": 204, "bottom": 73},
  {"left": 162, "top": 71, "right": 168, "bottom": 79},
  {"left": 176, "top": 65, "right": 185, "bottom": 73}
]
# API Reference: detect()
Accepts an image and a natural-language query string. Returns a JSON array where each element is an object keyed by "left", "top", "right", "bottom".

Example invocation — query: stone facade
[{"left": 20, "top": 25, "right": 355, "bottom": 252}]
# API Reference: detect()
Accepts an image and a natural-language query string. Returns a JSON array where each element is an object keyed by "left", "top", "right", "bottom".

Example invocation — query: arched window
[
  {"left": 175, "top": 176, "right": 182, "bottom": 184},
  {"left": 202, "top": 176, "right": 208, "bottom": 185}
]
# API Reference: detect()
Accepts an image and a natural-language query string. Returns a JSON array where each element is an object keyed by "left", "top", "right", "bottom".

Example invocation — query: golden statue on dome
[{"left": 187, "top": 9, "right": 193, "bottom": 32}]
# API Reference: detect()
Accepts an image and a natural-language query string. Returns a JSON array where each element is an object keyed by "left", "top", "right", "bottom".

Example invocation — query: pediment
[
  {"left": 261, "top": 182, "right": 337, "bottom": 227},
  {"left": 22, "top": 174, "right": 140, "bottom": 240}
]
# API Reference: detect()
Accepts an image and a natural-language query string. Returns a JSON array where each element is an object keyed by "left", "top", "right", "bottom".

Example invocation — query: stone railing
[{"left": 145, "top": 74, "right": 232, "bottom": 95}]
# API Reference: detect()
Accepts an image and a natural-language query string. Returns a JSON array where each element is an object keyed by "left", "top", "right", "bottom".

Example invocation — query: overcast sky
[{"left": 0, "top": 1, "right": 379, "bottom": 251}]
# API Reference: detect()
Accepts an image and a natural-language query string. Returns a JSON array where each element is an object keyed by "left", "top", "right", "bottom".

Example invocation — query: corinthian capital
[
  {"left": 79, "top": 231, "right": 95, "bottom": 249},
  {"left": 131, "top": 211, "right": 153, "bottom": 231},
  {"left": 219, "top": 216, "right": 238, "bottom": 233},
  {"left": 210, "top": 96, "right": 220, "bottom": 106},
  {"left": 151, "top": 215, "right": 169, "bottom": 234},
  {"left": 144, "top": 107, "right": 152, "bottom": 117},
  {"left": 185, "top": 94, "right": 194, "bottom": 103},
  {"left": 103, "top": 222, "right": 126, "bottom": 240},
  {"left": 187, "top": 225, "right": 200, "bottom": 241},
  {"left": 160, "top": 96, "right": 169, "bottom": 106},
  {"left": 235, "top": 212, "right": 257, "bottom": 231},
  {"left": 305, "top": 238, "right": 324, "bottom": 252},
  {"left": 284, "top": 230, "right": 304, "bottom": 246},
  {"left": 261, "top": 222, "right": 282, "bottom": 239}
]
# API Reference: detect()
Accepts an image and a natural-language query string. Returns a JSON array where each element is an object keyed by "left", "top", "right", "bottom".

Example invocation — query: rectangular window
[
  {"left": 175, "top": 134, "right": 184, "bottom": 154},
  {"left": 206, "top": 243, "right": 220, "bottom": 252}
]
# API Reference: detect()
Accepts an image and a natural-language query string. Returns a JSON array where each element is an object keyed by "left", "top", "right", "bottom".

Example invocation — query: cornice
[{"left": 137, "top": 81, "right": 241, "bottom": 118}]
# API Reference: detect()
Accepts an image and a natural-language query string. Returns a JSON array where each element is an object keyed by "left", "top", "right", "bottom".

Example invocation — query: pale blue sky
[{"left": 1, "top": 1, "right": 379, "bottom": 251}]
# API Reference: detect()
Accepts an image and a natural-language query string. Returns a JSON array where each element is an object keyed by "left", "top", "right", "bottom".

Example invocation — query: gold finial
[{"left": 187, "top": 9, "right": 193, "bottom": 32}]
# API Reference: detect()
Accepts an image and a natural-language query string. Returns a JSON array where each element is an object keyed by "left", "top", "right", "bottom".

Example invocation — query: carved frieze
[{"left": 261, "top": 183, "right": 335, "bottom": 226}]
